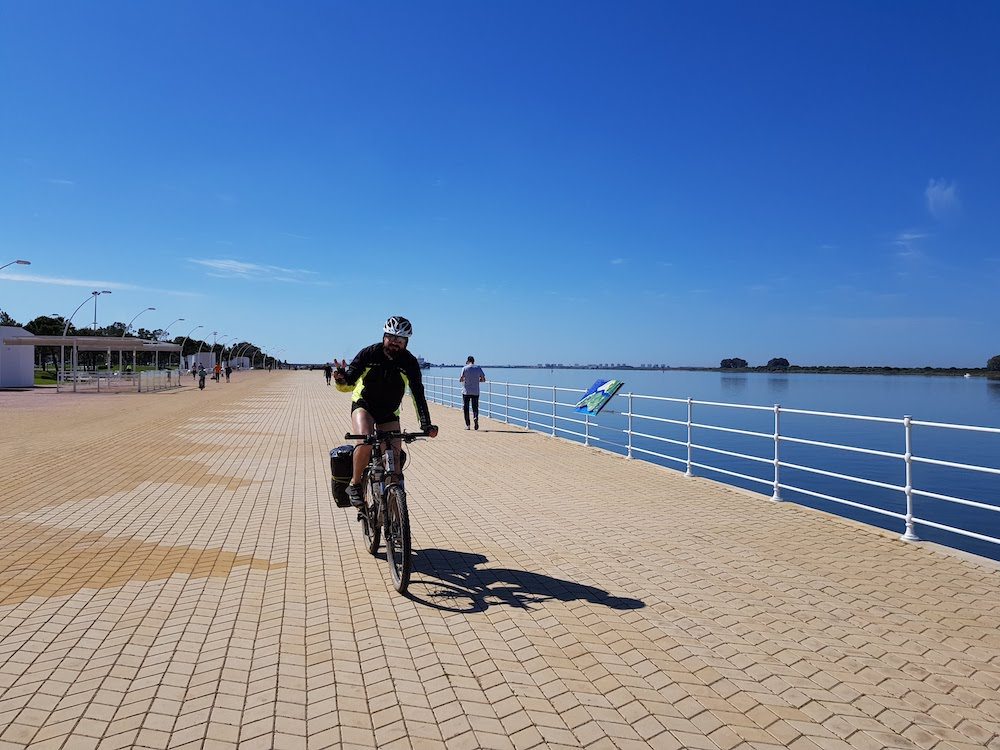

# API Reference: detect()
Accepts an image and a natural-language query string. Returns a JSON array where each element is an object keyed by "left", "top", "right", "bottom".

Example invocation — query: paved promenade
[{"left": 0, "top": 371, "right": 997, "bottom": 750}]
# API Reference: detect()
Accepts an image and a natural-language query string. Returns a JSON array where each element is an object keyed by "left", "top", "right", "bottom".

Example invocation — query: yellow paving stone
[{"left": 1, "top": 376, "right": 999, "bottom": 750}]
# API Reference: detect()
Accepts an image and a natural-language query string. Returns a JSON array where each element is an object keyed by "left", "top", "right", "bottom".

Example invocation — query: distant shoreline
[{"left": 428, "top": 365, "right": 993, "bottom": 377}]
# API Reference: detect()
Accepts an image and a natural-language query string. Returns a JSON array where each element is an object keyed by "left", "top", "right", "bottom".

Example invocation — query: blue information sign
[{"left": 573, "top": 379, "right": 624, "bottom": 416}]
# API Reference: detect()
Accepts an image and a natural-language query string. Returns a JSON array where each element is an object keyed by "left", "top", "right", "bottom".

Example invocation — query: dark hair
[{"left": 467, "top": 356, "right": 475, "bottom": 363}]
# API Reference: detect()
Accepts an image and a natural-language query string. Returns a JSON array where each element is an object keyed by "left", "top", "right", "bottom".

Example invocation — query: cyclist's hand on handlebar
[{"left": 425, "top": 425, "right": 439, "bottom": 438}]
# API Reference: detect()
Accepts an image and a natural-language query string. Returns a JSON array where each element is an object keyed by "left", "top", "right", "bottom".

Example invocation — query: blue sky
[{"left": 1, "top": 1, "right": 998, "bottom": 367}]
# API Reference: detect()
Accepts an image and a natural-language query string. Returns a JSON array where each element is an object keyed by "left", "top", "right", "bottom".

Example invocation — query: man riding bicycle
[{"left": 333, "top": 316, "right": 438, "bottom": 506}]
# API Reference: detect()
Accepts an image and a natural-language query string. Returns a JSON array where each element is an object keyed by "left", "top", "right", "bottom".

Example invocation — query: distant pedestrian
[
  {"left": 213, "top": 362, "right": 222, "bottom": 382},
  {"left": 225, "top": 364, "right": 232, "bottom": 383},
  {"left": 323, "top": 363, "right": 333, "bottom": 385},
  {"left": 460, "top": 355, "right": 487, "bottom": 430},
  {"left": 198, "top": 365, "right": 207, "bottom": 390}
]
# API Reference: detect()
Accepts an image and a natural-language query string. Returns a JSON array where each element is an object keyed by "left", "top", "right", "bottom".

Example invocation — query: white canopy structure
[
  {"left": 2, "top": 335, "right": 181, "bottom": 353},
  {"left": 1, "top": 335, "right": 182, "bottom": 392}
]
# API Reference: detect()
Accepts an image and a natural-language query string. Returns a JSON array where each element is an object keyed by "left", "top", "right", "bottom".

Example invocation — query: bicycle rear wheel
[
  {"left": 361, "top": 476, "right": 381, "bottom": 555},
  {"left": 384, "top": 485, "right": 411, "bottom": 593}
]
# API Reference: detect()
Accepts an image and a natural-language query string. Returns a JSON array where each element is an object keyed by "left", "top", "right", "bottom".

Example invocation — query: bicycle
[{"left": 345, "top": 428, "right": 430, "bottom": 593}]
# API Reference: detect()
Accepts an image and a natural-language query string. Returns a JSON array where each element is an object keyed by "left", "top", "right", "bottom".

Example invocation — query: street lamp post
[
  {"left": 220, "top": 336, "right": 237, "bottom": 367},
  {"left": 198, "top": 332, "right": 223, "bottom": 371},
  {"left": 216, "top": 336, "right": 233, "bottom": 375},
  {"left": 92, "top": 290, "right": 112, "bottom": 331},
  {"left": 60, "top": 290, "right": 111, "bottom": 390},
  {"left": 180, "top": 324, "right": 203, "bottom": 371},
  {"left": 197, "top": 331, "right": 216, "bottom": 363},
  {"left": 92, "top": 290, "right": 112, "bottom": 372},
  {"left": 0, "top": 260, "right": 32, "bottom": 360},
  {"left": 243, "top": 344, "right": 257, "bottom": 369},
  {"left": 253, "top": 345, "right": 268, "bottom": 371},
  {"left": 154, "top": 318, "right": 184, "bottom": 370},
  {"left": 120, "top": 306, "right": 155, "bottom": 374},
  {"left": 233, "top": 343, "right": 253, "bottom": 368}
]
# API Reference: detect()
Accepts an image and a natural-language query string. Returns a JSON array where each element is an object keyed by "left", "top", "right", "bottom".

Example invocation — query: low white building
[
  {"left": 0, "top": 326, "right": 35, "bottom": 388},
  {"left": 185, "top": 352, "right": 217, "bottom": 370},
  {"left": 228, "top": 356, "right": 251, "bottom": 370}
]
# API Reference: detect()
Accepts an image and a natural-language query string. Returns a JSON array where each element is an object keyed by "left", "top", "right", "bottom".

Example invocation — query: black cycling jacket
[{"left": 336, "top": 343, "right": 432, "bottom": 429}]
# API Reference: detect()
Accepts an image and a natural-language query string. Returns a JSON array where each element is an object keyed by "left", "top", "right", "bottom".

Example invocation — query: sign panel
[{"left": 574, "top": 379, "right": 624, "bottom": 416}]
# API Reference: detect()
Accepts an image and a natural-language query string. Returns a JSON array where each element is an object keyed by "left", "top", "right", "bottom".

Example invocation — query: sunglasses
[{"left": 384, "top": 334, "right": 408, "bottom": 345}]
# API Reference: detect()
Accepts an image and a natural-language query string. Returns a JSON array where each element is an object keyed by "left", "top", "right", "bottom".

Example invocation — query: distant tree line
[
  {"left": 720, "top": 355, "right": 1000, "bottom": 375},
  {"left": 720, "top": 357, "right": 789, "bottom": 370},
  {"left": 0, "top": 310, "right": 280, "bottom": 372}
]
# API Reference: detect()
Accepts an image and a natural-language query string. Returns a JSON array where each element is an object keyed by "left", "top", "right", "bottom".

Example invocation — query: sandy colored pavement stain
[{"left": 0, "top": 519, "right": 280, "bottom": 606}]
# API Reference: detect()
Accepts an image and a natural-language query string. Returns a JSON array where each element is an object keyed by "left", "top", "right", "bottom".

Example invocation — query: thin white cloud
[
  {"left": 893, "top": 230, "right": 927, "bottom": 259},
  {"left": 189, "top": 258, "right": 327, "bottom": 285},
  {"left": 46, "top": 178, "right": 75, "bottom": 186},
  {"left": 281, "top": 232, "right": 312, "bottom": 240},
  {"left": 611, "top": 258, "right": 625, "bottom": 265},
  {"left": 0, "top": 272, "right": 200, "bottom": 296},
  {"left": 925, "top": 179, "right": 960, "bottom": 220}
]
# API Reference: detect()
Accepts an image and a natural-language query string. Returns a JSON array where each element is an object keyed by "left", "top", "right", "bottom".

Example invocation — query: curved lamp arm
[
  {"left": 122, "top": 307, "right": 156, "bottom": 337},
  {"left": 180, "top": 325, "right": 203, "bottom": 366}
]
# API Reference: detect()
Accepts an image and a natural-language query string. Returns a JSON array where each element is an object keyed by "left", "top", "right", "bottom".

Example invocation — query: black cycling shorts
[{"left": 352, "top": 399, "right": 399, "bottom": 426}]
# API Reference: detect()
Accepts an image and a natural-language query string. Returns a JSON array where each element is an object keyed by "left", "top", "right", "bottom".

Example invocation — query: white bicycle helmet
[{"left": 384, "top": 316, "right": 413, "bottom": 338}]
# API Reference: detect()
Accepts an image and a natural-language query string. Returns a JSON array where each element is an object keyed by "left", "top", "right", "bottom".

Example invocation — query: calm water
[{"left": 426, "top": 368, "right": 1000, "bottom": 562}]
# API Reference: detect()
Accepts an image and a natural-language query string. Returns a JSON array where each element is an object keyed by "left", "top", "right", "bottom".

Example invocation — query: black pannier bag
[{"left": 329, "top": 445, "right": 355, "bottom": 508}]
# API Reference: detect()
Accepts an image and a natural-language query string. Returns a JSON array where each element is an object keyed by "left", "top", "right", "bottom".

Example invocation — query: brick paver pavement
[{"left": 0, "top": 371, "right": 997, "bottom": 750}]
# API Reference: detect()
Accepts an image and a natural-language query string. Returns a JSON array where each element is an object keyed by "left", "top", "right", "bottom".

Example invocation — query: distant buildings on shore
[{"left": 424, "top": 362, "right": 669, "bottom": 370}]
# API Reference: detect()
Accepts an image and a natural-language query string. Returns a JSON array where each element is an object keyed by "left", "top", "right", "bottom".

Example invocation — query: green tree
[
  {"left": 766, "top": 357, "right": 790, "bottom": 370},
  {"left": 0, "top": 310, "right": 22, "bottom": 327},
  {"left": 987, "top": 355, "right": 1000, "bottom": 372},
  {"left": 720, "top": 358, "right": 748, "bottom": 369},
  {"left": 24, "top": 315, "right": 66, "bottom": 371}
]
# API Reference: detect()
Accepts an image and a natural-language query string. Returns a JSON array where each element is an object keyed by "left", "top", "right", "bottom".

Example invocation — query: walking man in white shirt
[{"left": 459, "top": 355, "right": 487, "bottom": 430}]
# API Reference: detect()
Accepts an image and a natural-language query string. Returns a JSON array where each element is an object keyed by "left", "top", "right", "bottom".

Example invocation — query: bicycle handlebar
[{"left": 345, "top": 430, "right": 432, "bottom": 444}]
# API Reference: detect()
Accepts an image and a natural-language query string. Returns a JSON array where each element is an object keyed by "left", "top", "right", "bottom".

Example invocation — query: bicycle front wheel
[
  {"left": 362, "top": 477, "right": 381, "bottom": 555},
  {"left": 383, "top": 485, "right": 411, "bottom": 593}
]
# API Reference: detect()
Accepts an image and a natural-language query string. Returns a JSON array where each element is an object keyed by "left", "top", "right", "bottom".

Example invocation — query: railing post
[
  {"left": 685, "top": 397, "right": 693, "bottom": 477},
  {"left": 626, "top": 393, "right": 633, "bottom": 459},
  {"left": 551, "top": 386, "right": 557, "bottom": 436},
  {"left": 505, "top": 382, "right": 509, "bottom": 424},
  {"left": 486, "top": 381, "right": 492, "bottom": 419},
  {"left": 771, "top": 404, "right": 782, "bottom": 501},
  {"left": 526, "top": 385, "right": 531, "bottom": 428},
  {"left": 900, "top": 415, "right": 919, "bottom": 541}
]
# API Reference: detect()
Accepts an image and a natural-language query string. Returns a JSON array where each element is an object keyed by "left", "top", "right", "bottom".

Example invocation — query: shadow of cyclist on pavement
[{"left": 405, "top": 547, "right": 645, "bottom": 613}]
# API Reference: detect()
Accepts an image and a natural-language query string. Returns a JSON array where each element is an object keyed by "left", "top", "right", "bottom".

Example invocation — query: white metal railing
[
  {"left": 423, "top": 376, "right": 1000, "bottom": 554},
  {"left": 57, "top": 369, "right": 184, "bottom": 393}
]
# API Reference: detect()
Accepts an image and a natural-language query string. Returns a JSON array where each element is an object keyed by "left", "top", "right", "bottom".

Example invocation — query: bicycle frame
[{"left": 345, "top": 429, "right": 429, "bottom": 593}]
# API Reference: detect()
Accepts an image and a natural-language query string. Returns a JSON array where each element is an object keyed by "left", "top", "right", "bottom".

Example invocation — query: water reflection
[
  {"left": 988, "top": 378, "right": 1000, "bottom": 404},
  {"left": 720, "top": 375, "right": 747, "bottom": 394},
  {"left": 767, "top": 376, "right": 789, "bottom": 394}
]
